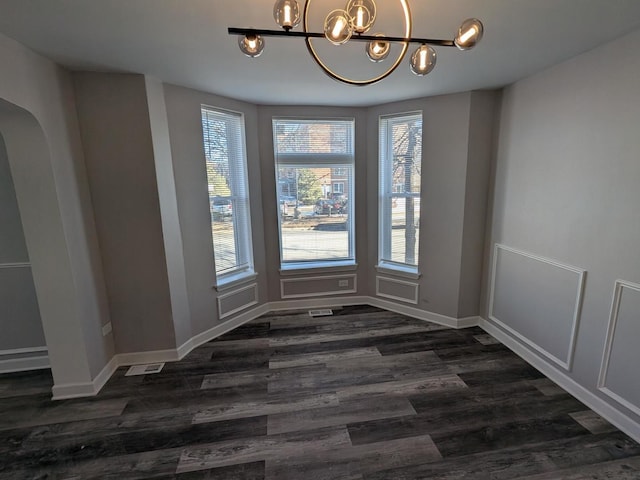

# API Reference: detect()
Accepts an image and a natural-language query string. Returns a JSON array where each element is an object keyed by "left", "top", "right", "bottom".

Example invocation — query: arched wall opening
[{"left": 0, "top": 98, "right": 94, "bottom": 395}]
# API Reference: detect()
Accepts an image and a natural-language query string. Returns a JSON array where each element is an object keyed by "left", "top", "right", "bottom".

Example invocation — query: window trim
[
  {"left": 272, "top": 117, "right": 356, "bottom": 270},
  {"left": 201, "top": 104, "right": 255, "bottom": 286},
  {"left": 378, "top": 111, "right": 423, "bottom": 275}
]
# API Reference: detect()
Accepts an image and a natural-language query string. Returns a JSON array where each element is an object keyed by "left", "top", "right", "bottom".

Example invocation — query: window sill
[
  {"left": 375, "top": 263, "right": 421, "bottom": 280},
  {"left": 280, "top": 261, "right": 357, "bottom": 276},
  {"left": 213, "top": 271, "right": 258, "bottom": 293}
]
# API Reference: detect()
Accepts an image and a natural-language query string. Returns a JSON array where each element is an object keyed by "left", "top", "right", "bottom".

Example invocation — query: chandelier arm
[
  {"left": 227, "top": 27, "right": 456, "bottom": 47},
  {"left": 302, "top": 0, "right": 412, "bottom": 86}
]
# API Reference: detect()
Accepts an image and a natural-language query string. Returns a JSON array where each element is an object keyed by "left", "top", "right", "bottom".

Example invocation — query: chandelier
[{"left": 228, "top": 0, "right": 483, "bottom": 86}]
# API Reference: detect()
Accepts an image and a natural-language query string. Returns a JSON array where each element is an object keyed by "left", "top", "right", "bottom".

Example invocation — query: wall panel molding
[
  {"left": 0, "top": 346, "right": 49, "bottom": 374},
  {"left": 0, "top": 262, "right": 31, "bottom": 269},
  {"left": 598, "top": 279, "right": 640, "bottom": 417},
  {"left": 376, "top": 276, "right": 419, "bottom": 304},
  {"left": 280, "top": 274, "right": 357, "bottom": 299},
  {"left": 488, "top": 243, "right": 586, "bottom": 371},
  {"left": 217, "top": 283, "right": 258, "bottom": 319}
]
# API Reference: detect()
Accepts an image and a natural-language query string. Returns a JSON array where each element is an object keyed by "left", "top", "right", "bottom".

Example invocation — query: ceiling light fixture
[{"left": 228, "top": 0, "right": 483, "bottom": 86}]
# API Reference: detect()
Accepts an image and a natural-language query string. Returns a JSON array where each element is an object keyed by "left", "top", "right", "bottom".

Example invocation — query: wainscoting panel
[
  {"left": 217, "top": 283, "right": 258, "bottom": 320},
  {"left": 598, "top": 280, "right": 640, "bottom": 417},
  {"left": 489, "top": 244, "right": 586, "bottom": 370},
  {"left": 0, "top": 346, "right": 49, "bottom": 373},
  {"left": 280, "top": 274, "right": 357, "bottom": 299},
  {"left": 376, "top": 276, "right": 419, "bottom": 304}
]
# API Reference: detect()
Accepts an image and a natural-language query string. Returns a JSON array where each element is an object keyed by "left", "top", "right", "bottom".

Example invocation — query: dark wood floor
[{"left": 2, "top": 305, "right": 640, "bottom": 479}]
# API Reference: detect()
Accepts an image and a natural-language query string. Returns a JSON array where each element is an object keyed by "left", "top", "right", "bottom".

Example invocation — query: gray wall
[
  {"left": 367, "top": 92, "right": 498, "bottom": 319},
  {"left": 163, "top": 84, "right": 267, "bottom": 336},
  {"left": 0, "top": 132, "right": 45, "bottom": 351},
  {"left": 458, "top": 90, "right": 501, "bottom": 318},
  {"left": 484, "top": 28, "right": 640, "bottom": 422},
  {"left": 73, "top": 73, "right": 176, "bottom": 354},
  {"left": 257, "top": 105, "right": 369, "bottom": 301},
  {"left": 0, "top": 32, "right": 113, "bottom": 386}
]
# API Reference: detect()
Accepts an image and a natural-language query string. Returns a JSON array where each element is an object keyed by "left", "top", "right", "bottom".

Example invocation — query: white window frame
[
  {"left": 273, "top": 117, "right": 356, "bottom": 271},
  {"left": 378, "top": 112, "right": 422, "bottom": 277},
  {"left": 201, "top": 105, "right": 254, "bottom": 287}
]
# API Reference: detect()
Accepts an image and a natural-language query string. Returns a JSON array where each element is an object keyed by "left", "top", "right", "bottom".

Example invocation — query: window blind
[
  {"left": 379, "top": 112, "right": 422, "bottom": 269},
  {"left": 201, "top": 106, "right": 253, "bottom": 279},
  {"left": 272, "top": 118, "right": 356, "bottom": 268}
]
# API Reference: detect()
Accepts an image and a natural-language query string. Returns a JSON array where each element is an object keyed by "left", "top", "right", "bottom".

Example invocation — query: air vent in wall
[
  {"left": 309, "top": 309, "right": 333, "bottom": 317},
  {"left": 125, "top": 363, "right": 165, "bottom": 376}
]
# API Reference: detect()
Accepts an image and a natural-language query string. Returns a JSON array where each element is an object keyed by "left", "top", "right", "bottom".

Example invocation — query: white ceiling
[{"left": 1, "top": 0, "right": 640, "bottom": 106}]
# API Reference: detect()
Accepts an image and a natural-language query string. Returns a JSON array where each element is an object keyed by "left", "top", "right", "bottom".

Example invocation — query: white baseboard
[
  {"left": 368, "top": 297, "right": 478, "bottom": 329},
  {"left": 179, "top": 303, "right": 271, "bottom": 356},
  {"left": 268, "top": 296, "right": 371, "bottom": 312},
  {"left": 51, "top": 355, "right": 118, "bottom": 400},
  {"left": 49, "top": 297, "right": 479, "bottom": 399},
  {"left": 115, "top": 349, "right": 181, "bottom": 366},
  {"left": 480, "top": 317, "right": 640, "bottom": 444},
  {"left": 0, "top": 351, "right": 49, "bottom": 374},
  {"left": 457, "top": 315, "right": 482, "bottom": 328}
]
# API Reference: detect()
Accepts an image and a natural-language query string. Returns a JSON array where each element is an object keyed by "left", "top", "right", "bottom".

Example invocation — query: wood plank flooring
[{"left": 1, "top": 305, "right": 639, "bottom": 479}]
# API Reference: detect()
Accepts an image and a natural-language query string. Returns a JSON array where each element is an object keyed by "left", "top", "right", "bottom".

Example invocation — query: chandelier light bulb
[
  {"left": 366, "top": 33, "right": 390, "bottom": 62},
  {"left": 454, "top": 18, "right": 483, "bottom": 50},
  {"left": 324, "top": 9, "right": 353, "bottom": 45},
  {"left": 273, "top": 0, "right": 301, "bottom": 30},
  {"left": 410, "top": 45, "right": 436, "bottom": 76},
  {"left": 346, "top": 0, "right": 377, "bottom": 34},
  {"left": 238, "top": 34, "right": 265, "bottom": 57}
]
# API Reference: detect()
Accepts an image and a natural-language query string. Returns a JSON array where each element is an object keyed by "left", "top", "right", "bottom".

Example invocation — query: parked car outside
[
  {"left": 280, "top": 195, "right": 297, "bottom": 206},
  {"left": 314, "top": 198, "right": 346, "bottom": 215},
  {"left": 210, "top": 198, "right": 232, "bottom": 220}
]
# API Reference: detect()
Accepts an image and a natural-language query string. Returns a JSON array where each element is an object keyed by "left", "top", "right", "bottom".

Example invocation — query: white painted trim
[
  {"left": 213, "top": 271, "right": 258, "bottom": 293},
  {"left": 90, "top": 356, "right": 119, "bottom": 396},
  {"left": 50, "top": 297, "right": 480, "bottom": 399},
  {"left": 488, "top": 243, "right": 586, "bottom": 371},
  {"left": 480, "top": 317, "right": 640, "bottom": 444},
  {"left": 0, "top": 262, "right": 31, "bottom": 269},
  {"left": 0, "top": 354, "right": 49, "bottom": 374},
  {"left": 217, "top": 283, "right": 258, "bottom": 320},
  {"left": 0, "top": 346, "right": 47, "bottom": 356},
  {"left": 598, "top": 279, "right": 640, "bottom": 418},
  {"left": 279, "top": 263, "right": 358, "bottom": 276},
  {"left": 457, "top": 316, "right": 482, "bottom": 328},
  {"left": 116, "top": 348, "right": 181, "bottom": 366},
  {"left": 182, "top": 303, "right": 271, "bottom": 355},
  {"left": 51, "top": 381, "right": 98, "bottom": 400},
  {"left": 375, "top": 264, "right": 421, "bottom": 280},
  {"left": 375, "top": 276, "right": 419, "bottom": 304},
  {"left": 368, "top": 297, "right": 468, "bottom": 329},
  {"left": 0, "top": 346, "right": 49, "bottom": 373},
  {"left": 51, "top": 355, "right": 118, "bottom": 400},
  {"left": 269, "top": 296, "right": 370, "bottom": 312},
  {"left": 280, "top": 274, "right": 357, "bottom": 299}
]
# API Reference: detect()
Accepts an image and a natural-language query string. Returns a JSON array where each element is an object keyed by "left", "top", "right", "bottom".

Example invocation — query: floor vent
[
  {"left": 125, "top": 363, "right": 165, "bottom": 376},
  {"left": 309, "top": 309, "right": 333, "bottom": 317}
]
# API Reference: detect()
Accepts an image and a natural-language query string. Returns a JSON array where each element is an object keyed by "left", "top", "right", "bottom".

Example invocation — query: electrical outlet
[
  {"left": 102, "top": 322, "right": 112, "bottom": 336},
  {"left": 338, "top": 279, "right": 349, "bottom": 287}
]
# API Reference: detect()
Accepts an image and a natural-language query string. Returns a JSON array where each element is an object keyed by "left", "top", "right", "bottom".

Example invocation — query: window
[
  {"left": 201, "top": 106, "right": 254, "bottom": 284},
  {"left": 273, "top": 118, "right": 355, "bottom": 269},
  {"left": 378, "top": 112, "right": 422, "bottom": 274},
  {"left": 333, "top": 182, "right": 344, "bottom": 194}
]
